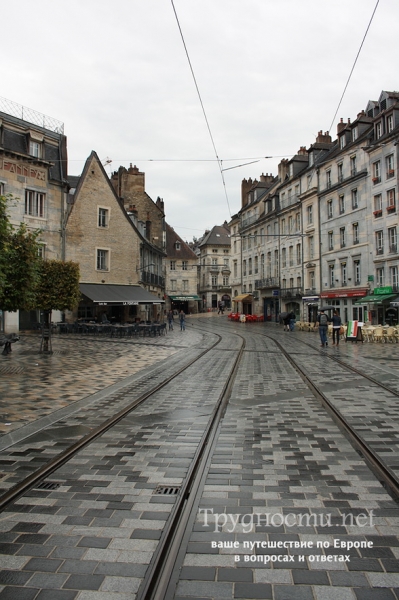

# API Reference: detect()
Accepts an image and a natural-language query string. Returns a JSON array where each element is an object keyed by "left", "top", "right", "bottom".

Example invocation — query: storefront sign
[
  {"left": 272, "top": 290, "right": 279, "bottom": 296},
  {"left": 302, "top": 296, "right": 319, "bottom": 302},
  {"left": 320, "top": 288, "right": 368, "bottom": 299},
  {"left": 373, "top": 286, "right": 393, "bottom": 295}
]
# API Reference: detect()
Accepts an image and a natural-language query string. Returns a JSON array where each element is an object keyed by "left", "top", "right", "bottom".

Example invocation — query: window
[
  {"left": 211, "top": 275, "right": 217, "bottom": 286},
  {"left": 170, "top": 279, "right": 177, "bottom": 292},
  {"left": 351, "top": 188, "right": 358, "bottom": 209},
  {"left": 98, "top": 207, "right": 108, "bottom": 227},
  {"left": 327, "top": 199, "right": 333, "bottom": 219},
  {"left": 353, "top": 222, "right": 359, "bottom": 245},
  {"left": 175, "top": 241, "right": 181, "bottom": 250},
  {"left": 388, "top": 227, "right": 397, "bottom": 253},
  {"left": 254, "top": 231, "right": 258, "bottom": 245},
  {"left": 288, "top": 216, "right": 293, "bottom": 233},
  {"left": 242, "top": 237, "right": 246, "bottom": 250},
  {"left": 170, "top": 261, "right": 176, "bottom": 270},
  {"left": 289, "top": 246, "right": 293, "bottom": 267},
  {"left": 267, "top": 253, "right": 271, "bottom": 278},
  {"left": 387, "top": 114, "right": 394, "bottom": 133},
  {"left": 340, "top": 227, "right": 346, "bottom": 248},
  {"left": 308, "top": 236, "right": 314, "bottom": 259},
  {"left": 25, "top": 190, "right": 45, "bottom": 217},
  {"left": 96, "top": 249, "right": 109, "bottom": 271},
  {"left": 282, "top": 248, "right": 287, "bottom": 267},
  {"left": 212, "top": 257, "right": 218, "bottom": 266},
  {"left": 328, "top": 231, "right": 334, "bottom": 251},
  {"left": 307, "top": 205, "right": 313, "bottom": 225},
  {"left": 387, "top": 189, "right": 396, "bottom": 213},
  {"left": 289, "top": 277, "right": 294, "bottom": 289},
  {"left": 339, "top": 135, "right": 345, "bottom": 149},
  {"left": 248, "top": 235, "right": 252, "bottom": 249},
  {"left": 183, "top": 280, "right": 189, "bottom": 291},
  {"left": 386, "top": 155, "right": 395, "bottom": 179},
  {"left": 376, "top": 267, "right": 384, "bottom": 286},
  {"left": 243, "top": 260, "right": 247, "bottom": 276},
  {"left": 182, "top": 260, "right": 188, "bottom": 270},
  {"left": 248, "top": 258, "right": 252, "bottom": 275},
  {"left": 309, "top": 271, "right": 315, "bottom": 289},
  {"left": 282, "top": 278, "right": 287, "bottom": 289},
  {"left": 326, "top": 170, "right": 332, "bottom": 189},
  {"left": 281, "top": 219, "right": 286, "bottom": 234},
  {"left": 29, "top": 140, "right": 42, "bottom": 158},
  {"left": 376, "top": 230, "right": 384, "bottom": 255},
  {"left": 212, "top": 248, "right": 218, "bottom": 253},
  {"left": 341, "top": 263, "right": 347, "bottom": 285},
  {"left": 37, "top": 244, "right": 45, "bottom": 259},
  {"left": 329, "top": 264, "right": 335, "bottom": 287},
  {"left": 261, "top": 254, "right": 264, "bottom": 277},
  {"left": 339, "top": 195, "right": 345, "bottom": 214},
  {"left": 223, "top": 276, "right": 229, "bottom": 286},
  {"left": 374, "top": 194, "right": 382, "bottom": 217},
  {"left": 372, "top": 161, "right": 381, "bottom": 184},
  {"left": 350, "top": 155, "right": 357, "bottom": 176},
  {"left": 274, "top": 250, "right": 279, "bottom": 278},
  {"left": 254, "top": 256, "right": 258, "bottom": 274},
  {"left": 296, "top": 243, "right": 301, "bottom": 265},
  {"left": 376, "top": 121, "right": 382, "bottom": 139},
  {"left": 338, "top": 163, "right": 344, "bottom": 183},
  {"left": 223, "top": 258, "right": 229, "bottom": 267},
  {"left": 352, "top": 128, "right": 358, "bottom": 142},
  {"left": 233, "top": 261, "right": 237, "bottom": 277},
  {"left": 295, "top": 212, "right": 301, "bottom": 231},
  {"left": 390, "top": 266, "right": 398, "bottom": 288},
  {"left": 354, "top": 260, "right": 361, "bottom": 285}
]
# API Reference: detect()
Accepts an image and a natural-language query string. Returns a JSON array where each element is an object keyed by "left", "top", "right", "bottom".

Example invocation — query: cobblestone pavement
[{"left": 0, "top": 315, "right": 399, "bottom": 599}]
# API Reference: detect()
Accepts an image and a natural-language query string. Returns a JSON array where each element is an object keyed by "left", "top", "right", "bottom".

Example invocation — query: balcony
[
  {"left": 140, "top": 271, "right": 165, "bottom": 287},
  {"left": 280, "top": 287, "right": 303, "bottom": 299},
  {"left": 255, "top": 277, "right": 279, "bottom": 290}
]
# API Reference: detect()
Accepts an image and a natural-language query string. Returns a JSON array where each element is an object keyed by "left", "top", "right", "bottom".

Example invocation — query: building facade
[
  {"left": 165, "top": 223, "right": 200, "bottom": 313},
  {"left": 197, "top": 223, "right": 232, "bottom": 311}
]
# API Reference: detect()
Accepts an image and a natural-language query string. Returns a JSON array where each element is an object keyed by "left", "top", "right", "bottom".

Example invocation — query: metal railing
[{"left": 0, "top": 96, "right": 64, "bottom": 134}]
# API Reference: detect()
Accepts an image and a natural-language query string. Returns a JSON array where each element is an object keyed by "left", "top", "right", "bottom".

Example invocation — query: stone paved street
[{"left": 0, "top": 314, "right": 399, "bottom": 599}]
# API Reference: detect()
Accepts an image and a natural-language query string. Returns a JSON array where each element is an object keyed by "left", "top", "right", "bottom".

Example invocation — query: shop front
[
  {"left": 354, "top": 286, "right": 398, "bottom": 325},
  {"left": 263, "top": 290, "right": 280, "bottom": 322},
  {"left": 320, "top": 288, "right": 368, "bottom": 324},
  {"left": 168, "top": 295, "right": 201, "bottom": 314},
  {"left": 302, "top": 296, "right": 319, "bottom": 323},
  {"left": 233, "top": 294, "right": 253, "bottom": 315},
  {"left": 77, "top": 283, "right": 164, "bottom": 323}
]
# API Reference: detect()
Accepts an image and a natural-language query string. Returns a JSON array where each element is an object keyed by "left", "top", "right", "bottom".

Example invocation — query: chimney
[
  {"left": 259, "top": 173, "right": 274, "bottom": 186},
  {"left": 297, "top": 146, "right": 307, "bottom": 155},
  {"left": 241, "top": 178, "right": 253, "bottom": 208},
  {"left": 337, "top": 118, "right": 347, "bottom": 133},
  {"left": 315, "top": 130, "right": 332, "bottom": 144},
  {"left": 278, "top": 159, "right": 289, "bottom": 182}
]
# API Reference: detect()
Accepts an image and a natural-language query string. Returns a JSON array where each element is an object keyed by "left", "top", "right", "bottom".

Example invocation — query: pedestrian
[
  {"left": 167, "top": 309, "right": 174, "bottom": 331},
  {"left": 218, "top": 301, "right": 222, "bottom": 315},
  {"left": 331, "top": 310, "right": 342, "bottom": 346},
  {"left": 179, "top": 309, "right": 186, "bottom": 331},
  {"left": 283, "top": 313, "right": 291, "bottom": 332},
  {"left": 316, "top": 310, "right": 330, "bottom": 347},
  {"left": 289, "top": 311, "right": 296, "bottom": 331}
]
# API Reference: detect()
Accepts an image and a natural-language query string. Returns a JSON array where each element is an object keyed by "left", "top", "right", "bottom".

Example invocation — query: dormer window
[
  {"left": 352, "top": 127, "right": 358, "bottom": 142},
  {"left": 339, "top": 135, "right": 345, "bottom": 149},
  {"left": 308, "top": 152, "right": 314, "bottom": 167},
  {"left": 29, "top": 140, "right": 42, "bottom": 158},
  {"left": 175, "top": 241, "right": 181, "bottom": 250},
  {"left": 376, "top": 121, "right": 382, "bottom": 139}
]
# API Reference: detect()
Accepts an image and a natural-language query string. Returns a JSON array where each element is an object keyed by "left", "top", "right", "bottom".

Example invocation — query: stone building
[
  {"left": 0, "top": 98, "right": 68, "bottom": 332},
  {"left": 65, "top": 152, "right": 164, "bottom": 323},
  {"left": 197, "top": 222, "right": 232, "bottom": 311},
  {"left": 165, "top": 223, "right": 200, "bottom": 313}
]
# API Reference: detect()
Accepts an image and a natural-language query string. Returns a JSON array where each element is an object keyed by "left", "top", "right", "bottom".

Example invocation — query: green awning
[
  {"left": 354, "top": 293, "right": 397, "bottom": 305},
  {"left": 168, "top": 295, "right": 201, "bottom": 301}
]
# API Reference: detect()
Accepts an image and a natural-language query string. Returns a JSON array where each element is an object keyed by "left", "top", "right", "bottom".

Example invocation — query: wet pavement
[{"left": 1, "top": 314, "right": 399, "bottom": 599}]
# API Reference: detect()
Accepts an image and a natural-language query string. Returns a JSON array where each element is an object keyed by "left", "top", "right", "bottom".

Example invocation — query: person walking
[
  {"left": 331, "top": 310, "right": 342, "bottom": 346},
  {"left": 316, "top": 309, "right": 330, "bottom": 347},
  {"left": 283, "top": 313, "right": 291, "bottom": 332},
  {"left": 289, "top": 311, "right": 296, "bottom": 332},
  {"left": 179, "top": 310, "right": 186, "bottom": 331},
  {"left": 167, "top": 309, "right": 174, "bottom": 331}
]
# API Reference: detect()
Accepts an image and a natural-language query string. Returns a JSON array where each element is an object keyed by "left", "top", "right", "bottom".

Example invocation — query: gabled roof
[
  {"left": 198, "top": 222, "right": 231, "bottom": 247},
  {"left": 165, "top": 222, "right": 198, "bottom": 260}
]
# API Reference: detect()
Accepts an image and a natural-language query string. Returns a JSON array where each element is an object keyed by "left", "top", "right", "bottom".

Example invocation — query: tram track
[
  {"left": 194, "top": 318, "right": 399, "bottom": 502},
  {"left": 0, "top": 331, "right": 223, "bottom": 512}
]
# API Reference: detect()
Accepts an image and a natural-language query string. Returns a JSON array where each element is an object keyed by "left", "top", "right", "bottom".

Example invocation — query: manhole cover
[{"left": 154, "top": 485, "right": 180, "bottom": 495}]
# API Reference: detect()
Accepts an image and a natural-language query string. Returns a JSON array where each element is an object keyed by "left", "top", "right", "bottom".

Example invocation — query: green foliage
[
  {"left": 36, "top": 260, "right": 81, "bottom": 311},
  {"left": 0, "top": 195, "right": 42, "bottom": 311}
]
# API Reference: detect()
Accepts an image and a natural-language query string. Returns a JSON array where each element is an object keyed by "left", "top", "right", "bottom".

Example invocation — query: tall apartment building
[
  {"left": 0, "top": 98, "right": 68, "bottom": 331},
  {"left": 197, "top": 223, "right": 232, "bottom": 311},
  {"left": 165, "top": 223, "right": 200, "bottom": 313}
]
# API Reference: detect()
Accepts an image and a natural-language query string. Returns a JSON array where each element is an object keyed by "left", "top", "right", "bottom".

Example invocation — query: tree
[
  {"left": 35, "top": 260, "right": 81, "bottom": 352},
  {"left": 0, "top": 194, "right": 41, "bottom": 312}
]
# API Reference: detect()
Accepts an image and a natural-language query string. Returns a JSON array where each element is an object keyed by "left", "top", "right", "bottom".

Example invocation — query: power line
[
  {"left": 171, "top": 0, "right": 232, "bottom": 217},
  {"left": 328, "top": 0, "right": 379, "bottom": 134}
]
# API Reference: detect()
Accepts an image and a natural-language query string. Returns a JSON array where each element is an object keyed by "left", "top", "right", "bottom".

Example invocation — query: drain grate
[
  {"left": 35, "top": 481, "right": 61, "bottom": 490},
  {"left": 0, "top": 365, "right": 25, "bottom": 375},
  {"left": 154, "top": 485, "right": 180, "bottom": 495}
]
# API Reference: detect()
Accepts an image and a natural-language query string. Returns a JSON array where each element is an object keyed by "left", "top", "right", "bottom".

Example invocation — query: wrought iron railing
[{"left": 0, "top": 97, "right": 64, "bottom": 134}]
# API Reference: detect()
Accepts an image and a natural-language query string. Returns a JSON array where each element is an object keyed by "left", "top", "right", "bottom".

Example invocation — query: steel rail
[
  {"left": 0, "top": 334, "right": 222, "bottom": 513},
  {"left": 136, "top": 331, "right": 246, "bottom": 600}
]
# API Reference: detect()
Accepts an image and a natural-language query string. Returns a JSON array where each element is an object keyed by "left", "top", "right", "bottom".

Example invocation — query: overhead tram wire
[{"left": 170, "top": 0, "right": 232, "bottom": 218}]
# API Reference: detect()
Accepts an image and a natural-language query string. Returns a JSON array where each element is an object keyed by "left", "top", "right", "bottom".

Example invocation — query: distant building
[
  {"left": 197, "top": 222, "right": 232, "bottom": 311},
  {"left": 165, "top": 223, "right": 200, "bottom": 313},
  {"left": 0, "top": 97, "right": 67, "bottom": 332}
]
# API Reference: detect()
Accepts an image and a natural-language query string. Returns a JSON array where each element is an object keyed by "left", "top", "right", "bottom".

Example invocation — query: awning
[
  {"left": 168, "top": 295, "right": 201, "bottom": 301},
  {"left": 80, "top": 284, "right": 164, "bottom": 305},
  {"left": 354, "top": 293, "right": 397, "bottom": 305},
  {"left": 233, "top": 294, "right": 253, "bottom": 302}
]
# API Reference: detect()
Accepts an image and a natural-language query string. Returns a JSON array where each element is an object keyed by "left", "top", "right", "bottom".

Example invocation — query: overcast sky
[{"left": 2, "top": 0, "right": 398, "bottom": 241}]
